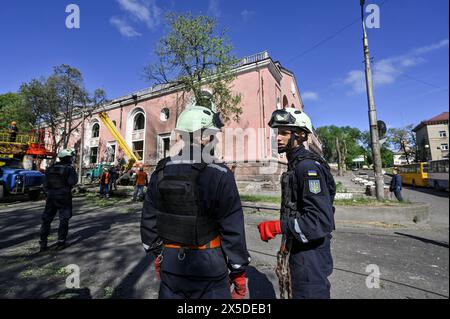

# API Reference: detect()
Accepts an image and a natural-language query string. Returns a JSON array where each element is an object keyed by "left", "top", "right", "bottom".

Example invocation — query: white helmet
[{"left": 268, "top": 108, "right": 313, "bottom": 134}]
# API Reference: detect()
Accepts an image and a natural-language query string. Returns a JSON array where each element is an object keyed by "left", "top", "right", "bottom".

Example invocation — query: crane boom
[{"left": 98, "top": 112, "right": 141, "bottom": 170}]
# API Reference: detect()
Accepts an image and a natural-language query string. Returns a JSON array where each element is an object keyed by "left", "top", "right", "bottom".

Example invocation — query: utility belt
[{"left": 164, "top": 235, "right": 221, "bottom": 250}]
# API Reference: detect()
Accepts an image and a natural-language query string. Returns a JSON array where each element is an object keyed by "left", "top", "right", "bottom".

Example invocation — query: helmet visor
[{"left": 268, "top": 110, "right": 296, "bottom": 127}]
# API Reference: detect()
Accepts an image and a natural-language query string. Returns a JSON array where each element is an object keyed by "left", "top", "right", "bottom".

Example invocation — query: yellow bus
[{"left": 398, "top": 162, "right": 428, "bottom": 187}]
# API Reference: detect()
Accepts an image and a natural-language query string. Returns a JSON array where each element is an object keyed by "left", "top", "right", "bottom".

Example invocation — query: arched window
[
  {"left": 92, "top": 123, "right": 100, "bottom": 138},
  {"left": 134, "top": 113, "right": 145, "bottom": 131},
  {"left": 291, "top": 103, "right": 295, "bottom": 109},
  {"left": 112, "top": 120, "right": 117, "bottom": 127}
]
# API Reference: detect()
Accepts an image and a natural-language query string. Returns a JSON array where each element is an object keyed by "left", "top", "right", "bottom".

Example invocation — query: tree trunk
[
  {"left": 336, "top": 137, "right": 343, "bottom": 176},
  {"left": 342, "top": 139, "right": 347, "bottom": 174}
]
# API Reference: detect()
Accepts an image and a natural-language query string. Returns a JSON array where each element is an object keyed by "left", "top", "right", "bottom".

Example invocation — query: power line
[
  {"left": 287, "top": 19, "right": 360, "bottom": 63},
  {"left": 287, "top": 0, "right": 390, "bottom": 63},
  {"left": 395, "top": 70, "right": 449, "bottom": 92}
]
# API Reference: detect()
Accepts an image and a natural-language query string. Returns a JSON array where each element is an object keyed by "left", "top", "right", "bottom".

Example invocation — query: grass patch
[
  {"left": 241, "top": 194, "right": 411, "bottom": 207},
  {"left": 335, "top": 181, "right": 347, "bottom": 193},
  {"left": 103, "top": 287, "right": 115, "bottom": 298},
  {"left": 240, "top": 194, "right": 280, "bottom": 204},
  {"left": 335, "top": 198, "right": 411, "bottom": 206},
  {"left": 85, "top": 193, "right": 125, "bottom": 207},
  {"left": 18, "top": 264, "right": 68, "bottom": 280}
]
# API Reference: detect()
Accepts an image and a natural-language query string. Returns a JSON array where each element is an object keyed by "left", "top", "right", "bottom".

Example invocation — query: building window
[
  {"left": 92, "top": 123, "right": 100, "bottom": 138},
  {"left": 133, "top": 141, "right": 144, "bottom": 159},
  {"left": 89, "top": 147, "right": 98, "bottom": 164},
  {"left": 163, "top": 137, "right": 170, "bottom": 158},
  {"left": 133, "top": 113, "right": 145, "bottom": 131},
  {"left": 441, "top": 144, "right": 449, "bottom": 151},
  {"left": 160, "top": 108, "right": 170, "bottom": 122},
  {"left": 107, "top": 144, "right": 116, "bottom": 163},
  {"left": 283, "top": 95, "right": 289, "bottom": 108},
  {"left": 112, "top": 120, "right": 117, "bottom": 127},
  {"left": 439, "top": 131, "right": 447, "bottom": 138}
]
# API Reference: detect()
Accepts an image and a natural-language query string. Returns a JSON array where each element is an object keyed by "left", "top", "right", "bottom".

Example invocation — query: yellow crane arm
[{"left": 98, "top": 112, "right": 141, "bottom": 170}]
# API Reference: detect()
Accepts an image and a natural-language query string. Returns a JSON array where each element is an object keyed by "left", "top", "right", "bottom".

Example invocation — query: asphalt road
[
  {"left": 383, "top": 175, "right": 449, "bottom": 228},
  {"left": 0, "top": 196, "right": 448, "bottom": 299},
  {"left": 356, "top": 170, "right": 449, "bottom": 228}
]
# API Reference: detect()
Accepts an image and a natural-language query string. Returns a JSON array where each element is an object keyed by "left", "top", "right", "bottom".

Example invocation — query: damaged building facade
[{"left": 67, "top": 52, "right": 322, "bottom": 191}]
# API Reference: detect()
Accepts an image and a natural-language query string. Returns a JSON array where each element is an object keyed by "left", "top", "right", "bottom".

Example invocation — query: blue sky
[{"left": 0, "top": 0, "right": 448, "bottom": 131}]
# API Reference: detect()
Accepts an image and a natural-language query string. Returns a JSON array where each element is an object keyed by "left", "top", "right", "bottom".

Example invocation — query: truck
[
  {"left": 0, "top": 157, "right": 45, "bottom": 201},
  {"left": 85, "top": 162, "right": 113, "bottom": 183}
]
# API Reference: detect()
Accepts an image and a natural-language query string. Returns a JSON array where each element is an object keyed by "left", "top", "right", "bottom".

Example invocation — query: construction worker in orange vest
[
  {"left": 99, "top": 167, "right": 110, "bottom": 198},
  {"left": 133, "top": 167, "right": 148, "bottom": 202}
]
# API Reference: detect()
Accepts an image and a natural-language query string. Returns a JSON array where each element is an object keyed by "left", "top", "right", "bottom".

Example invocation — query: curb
[{"left": 241, "top": 201, "right": 430, "bottom": 227}]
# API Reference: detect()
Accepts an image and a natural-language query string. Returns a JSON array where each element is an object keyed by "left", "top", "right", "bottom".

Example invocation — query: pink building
[{"left": 67, "top": 52, "right": 322, "bottom": 191}]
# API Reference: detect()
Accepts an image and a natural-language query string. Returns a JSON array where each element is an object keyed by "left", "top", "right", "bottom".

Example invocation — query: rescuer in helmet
[
  {"left": 141, "top": 105, "right": 251, "bottom": 299},
  {"left": 39, "top": 148, "right": 78, "bottom": 252},
  {"left": 257, "top": 107, "right": 336, "bottom": 299},
  {"left": 8, "top": 121, "right": 18, "bottom": 142}
]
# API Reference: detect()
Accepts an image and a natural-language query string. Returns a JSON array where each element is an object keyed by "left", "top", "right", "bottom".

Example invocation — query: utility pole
[{"left": 360, "top": 0, "right": 385, "bottom": 200}]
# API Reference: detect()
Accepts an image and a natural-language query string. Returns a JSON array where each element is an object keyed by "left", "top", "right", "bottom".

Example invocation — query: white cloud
[
  {"left": 112, "top": 0, "right": 161, "bottom": 37},
  {"left": 241, "top": 9, "right": 255, "bottom": 22},
  {"left": 302, "top": 91, "right": 320, "bottom": 101},
  {"left": 341, "top": 39, "right": 449, "bottom": 95},
  {"left": 118, "top": 0, "right": 161, "bottom": 29},
  {"left": 412, "top": 39, "right": 449, "bottom": 55},
  {"left": 207, "top": 0, "right": 221, "bottom": 18},
  {"left": 110, "top": 17, "right": 142, "bottom": 37}
]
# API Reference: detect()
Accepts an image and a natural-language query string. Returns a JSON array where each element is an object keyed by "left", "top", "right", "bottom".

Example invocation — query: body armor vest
[
  {"left": 155, "top": 159, "right": 219, "bottom": 246},
  {"left": 46, "top": 164, "right": 70, "bottom": 189},
  {"left": 280, "top": 152, "right": 332, "bottom": 222}
]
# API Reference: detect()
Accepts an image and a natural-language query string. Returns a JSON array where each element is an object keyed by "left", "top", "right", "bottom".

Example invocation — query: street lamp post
[{"left": 360, "top": 0, "right": 385, "bottom": 200}]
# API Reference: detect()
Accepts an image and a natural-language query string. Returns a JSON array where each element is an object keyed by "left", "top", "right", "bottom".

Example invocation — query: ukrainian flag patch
[{"left": 307, "top": 170, "right": 318, "bottom": 177}]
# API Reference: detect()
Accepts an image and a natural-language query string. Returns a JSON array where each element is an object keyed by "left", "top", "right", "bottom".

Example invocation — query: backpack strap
[
  {"left": 155, "top": 157, "right": 171, "bottom": 185},
  {"left": 289, "top": 152, "right": 330, "bottom": 172}
]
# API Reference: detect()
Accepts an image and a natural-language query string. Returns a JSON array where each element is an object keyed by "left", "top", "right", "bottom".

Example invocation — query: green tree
[
  {"left": 386, "top": 125, "right": 416, "bottom": 164},
  {"left": 316, "top": 126, "right": 366, "bottom": 174},
  {"left": 0, "top": 93, "right": 37, "bottom": 132},
  {"left": 360, "top": 130, "right": 394, "bottom": 167},
  {"left": 20, "top": 64, "right": 106, "bottom": 157},
  {"left": 144, "top": 12, "right": 242, "bottom": 122}
]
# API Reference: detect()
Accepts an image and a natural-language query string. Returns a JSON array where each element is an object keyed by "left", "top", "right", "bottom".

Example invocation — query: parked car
[{"left": 0, "top": 157, "right": 45, "bottom": 201}]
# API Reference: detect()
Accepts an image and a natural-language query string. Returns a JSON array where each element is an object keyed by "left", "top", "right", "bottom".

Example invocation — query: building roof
[{"left": 413, "top": 112, "right": 449, "bottom": 132}]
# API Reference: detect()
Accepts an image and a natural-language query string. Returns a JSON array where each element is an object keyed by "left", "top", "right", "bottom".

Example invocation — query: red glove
[
  {"left": 229, "top": 272, "right": 247, "bottom": 299},
  {"left": 258, "top": 220, "right": 282, "bottom": 242},
  {"left": 154, "top": 257, "right": 161, "bottom": 280}
]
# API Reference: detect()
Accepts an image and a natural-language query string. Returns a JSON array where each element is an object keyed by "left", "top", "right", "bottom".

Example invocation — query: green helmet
[
  {"left": 268, "top": 108, "right": 313, "bottom": 134},
  {"left": 58, "top": 148, "right": 75, "bottom": 159},
  {"left": 176, "top": 105, "right": 224, "bottom": 133}
]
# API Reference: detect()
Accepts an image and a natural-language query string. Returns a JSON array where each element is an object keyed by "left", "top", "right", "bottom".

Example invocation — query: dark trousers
[
  {"left": 159, "top": 273, "right": 232, "bottom": 299},
  {"left": 100, "top": 184, "right": 109, "bottom": 197},
  {"left": 289, "top": 234, "right": 333, "bottom": 299},
  {"left": 394, "top": 189, "right": 404, "bottom": 202},
  {"left": 40, "top": 193, "right": 73, "bottom": 244}
]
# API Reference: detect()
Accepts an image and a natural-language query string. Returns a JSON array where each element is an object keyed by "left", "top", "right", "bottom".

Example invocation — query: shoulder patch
[
  {"left": 308, "top": 179, "right": 322, "bottom": 194},
  {"left": 307, "top": 170, "right": 318, "bottom": 177}
]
